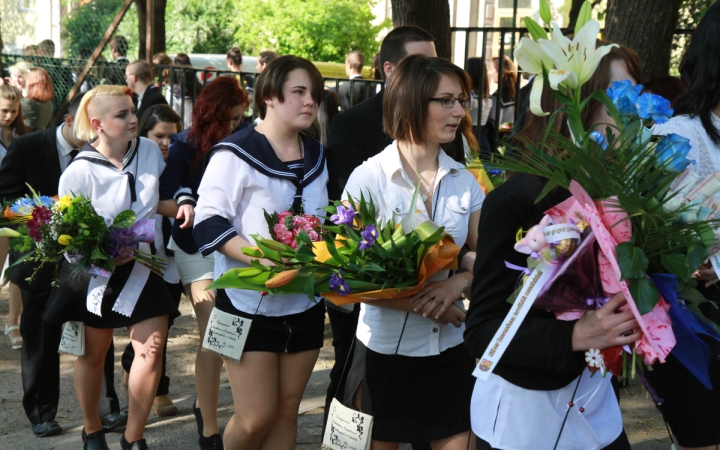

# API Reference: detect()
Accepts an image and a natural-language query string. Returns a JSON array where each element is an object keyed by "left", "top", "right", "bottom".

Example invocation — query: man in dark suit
[
  {"left": 324, "top": 26, "right": 449, "bottom": 450},
  {"left": 0, "top": 93, "right": 127, "bottom": 437},
  {"left": 125, "top": 59, "right": 167, "bottom": 121},
  {"left": 338, "top": 51, "right": 369, "bottom": 111}
]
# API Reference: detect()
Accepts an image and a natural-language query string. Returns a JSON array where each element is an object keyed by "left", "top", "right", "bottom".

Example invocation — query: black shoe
[
  {"left": 84, "top": 429, "right": 110, "bottom": 450},
  {"left": 193, "top": 399, "right": 204, "bottom": 436},
  {"left": 100, "top": 411, "right": 129, "bottom": 432},
  {"left": 32, "top": 420, "right": 62, "bottom": 437},
  {"left": 199, "top": 433, "right": 223, "bottom": 450},
  {"left": 121, "top": 433, "right": 149, "bottom": 450}
]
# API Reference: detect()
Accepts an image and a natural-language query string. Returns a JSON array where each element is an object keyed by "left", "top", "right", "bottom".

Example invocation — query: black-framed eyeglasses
[{"left": 429, "top": 97, "right": 470, "bottom": 110}]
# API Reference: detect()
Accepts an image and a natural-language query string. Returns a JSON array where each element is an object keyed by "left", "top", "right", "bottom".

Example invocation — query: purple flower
[
  {"left": 108, "top": 219, "right": 155, "bottom": 257},
  {"left": 330, "top": 205, "right": 357, "bottom": 226},
  {"left": 328, "top": 269, "right": 350, "bottom": 296},
  {"left": 359, "top": 224, "right": 378, "bottom": 251}
]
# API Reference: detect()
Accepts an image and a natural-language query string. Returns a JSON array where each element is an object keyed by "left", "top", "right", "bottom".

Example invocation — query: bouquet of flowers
[
  {"left": 476, "top": 0, "right": 720, "bottom": 386},
  {"left": 209, "top": 187, "right": 459, "bottom": 305},
  {"left": 2, "top": 188, "right": 166, "bottom": 281},
  {"left": 267, "top": 210, "right": 323, "bottom": 249}
]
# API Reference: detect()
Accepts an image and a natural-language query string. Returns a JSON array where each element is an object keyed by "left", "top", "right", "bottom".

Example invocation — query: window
[
  {"left": 498, "top": 0, "right": 532, "bottom": 8},
  {"left": 19, "top": 0, "right": 37, "bottom": 11}
]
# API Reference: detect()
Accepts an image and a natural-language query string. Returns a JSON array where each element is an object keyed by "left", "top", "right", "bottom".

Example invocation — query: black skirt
[
  {"left": 343, "top": 339, "right": 475, "bottom": 443},
  {"left": 43, "top": 260, "right": 179, "bottom": 328},
  {"left": 215, "top": 289, "right": 325, "bottom": 353}
]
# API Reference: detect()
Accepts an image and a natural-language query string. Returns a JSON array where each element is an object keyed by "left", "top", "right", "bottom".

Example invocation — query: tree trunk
[
  {"left": 136, "top": 0, "right": 166, "bottom": 60},
  {"left": 567, "top": 0, "right": 585, "bottom": 30},
  {"left": 390, "top": 0, "right": 452, "bottom": 60},
  {"left": 604, "top": 0, "right": 683, "bottom": 79}
]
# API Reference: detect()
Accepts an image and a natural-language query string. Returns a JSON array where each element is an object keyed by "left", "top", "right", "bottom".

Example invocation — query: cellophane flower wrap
[
  {"left": 1, "top": 189, "right": 166, "bottom": 282},
  {"left": 208, "top": 187, "right": 459, "bottom": 305},
  {"left": 494, "top": 0, "right": 720, "bottom": 385}
]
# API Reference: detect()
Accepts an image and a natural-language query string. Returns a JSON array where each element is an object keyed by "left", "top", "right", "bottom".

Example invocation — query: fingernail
[
  {"left": 413, "top": 308, "right": 418, "bottom": 312},
  {"left": 423, "top": 313, "right": 428, "bottom": 317}
]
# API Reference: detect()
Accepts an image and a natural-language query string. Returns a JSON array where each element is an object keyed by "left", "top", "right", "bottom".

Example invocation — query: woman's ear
[{"left": 90, "top": 117, "right": 102, "bottom": 134}]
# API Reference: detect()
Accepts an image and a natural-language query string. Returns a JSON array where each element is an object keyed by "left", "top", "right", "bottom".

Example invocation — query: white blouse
[
  {"left": 343, "top": 142, "right": 484, "bottom": 356},
  {"left": 653, "top": 113, "right": 720, "bottom": 200},
  {"left": 194, "top": 148, "right": 329, "bottom": 317},
  {"left": 59, "top": 137, "right": 165, "bottom": 223}
]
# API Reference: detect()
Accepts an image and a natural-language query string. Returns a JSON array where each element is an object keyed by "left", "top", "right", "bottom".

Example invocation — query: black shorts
[{"left": 215, "top": 289, "right": 325, "bottom": 353}]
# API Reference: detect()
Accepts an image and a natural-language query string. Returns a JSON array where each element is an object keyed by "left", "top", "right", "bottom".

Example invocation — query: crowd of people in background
[{"left": 2, "top": 5, "right": 720, "bottom": 450}]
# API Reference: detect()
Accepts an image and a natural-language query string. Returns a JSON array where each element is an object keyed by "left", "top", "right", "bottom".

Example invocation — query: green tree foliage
[
  {"left": 231, "top": 0, "right": 390, "bottom": 63},
  {"left": 164, "top": 0, "right": 236, "bottom": 54},
  {"left": 61, "top": 0, "right": 138, "bottom": 60}
]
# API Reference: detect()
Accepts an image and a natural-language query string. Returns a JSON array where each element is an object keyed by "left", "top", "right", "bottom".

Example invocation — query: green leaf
[
  {"left": 575, "top": 0, "right": 593, "bottom": 35},
  {"left": 91, "top": 247, "right": 108, "bottom": 261},
  {"left": 678, "top": 286, "right": 708, "bottom": 305},
  {"left": 534, "top": 179, "right": 559, "bottom": 204},
  {"left": 301, "top": 271, "right": 317, "bottom": 302},
  {"left": 322, "top": 234, "right": 347, "bottom": 264},
  {"left": 628, "top": 277, "right": 659, "bottom": 315},
  {"left": 523, "top": 16, "right": 548, "bottom": 41},
  {"left": 660, "top": 253, "right": 691, "bottom": 281},
  {"left": 616, "top": 242, "right": 649, "bottom": 280},
  {"left": 293, "top": 244, "right": 317, "bottom": 263},
  {"left": 686, "top": 241, "right": 708, "bottom": 276},
  {"left": 112, "top": 210, "right": 136, "bottom": 229},
  {"left": 539, "top": 0, "right": 552, "bottom": 24},
  {"left": 242, "top": 247, "right": 265, "bottom": 258}
]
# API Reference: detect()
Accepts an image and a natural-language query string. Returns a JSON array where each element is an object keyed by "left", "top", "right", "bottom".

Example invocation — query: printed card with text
[
  {"left": 201, "top": 307, "right": 251, "bottom": 363},
  {"left": 58, "top": 321, "right": 84, "bottom": 356}
]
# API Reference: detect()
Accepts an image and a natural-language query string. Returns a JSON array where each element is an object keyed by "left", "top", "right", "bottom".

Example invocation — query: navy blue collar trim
[
  {"left": 207, "top": 126, "right": 324, "bottom": 186},
  {"left": 74, "top": 138, "right": 139, "bottom": 170}
]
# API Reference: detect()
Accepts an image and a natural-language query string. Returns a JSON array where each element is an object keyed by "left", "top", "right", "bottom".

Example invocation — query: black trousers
[
  {"left": 19, "top": 287, "right": 62, "bottom": 425},
  {"left": 120, "top": 282, "right": 184, "bottom": 396}
]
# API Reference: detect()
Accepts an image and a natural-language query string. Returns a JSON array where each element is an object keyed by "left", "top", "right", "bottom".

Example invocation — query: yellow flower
[
  {"left": 58, "top": 234, "right": 73, "bottom": 246},
  {"left": 55, "top": 195, "right": 73, "bottom": 210}
]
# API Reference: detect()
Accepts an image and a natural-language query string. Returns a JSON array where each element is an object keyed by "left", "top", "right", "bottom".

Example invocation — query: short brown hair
[
  {"left": 24, "top": 67, "right": 55, "bottom": 102},
  {"left": 110, "top": 35, "right": 128, "bottom": 56},
  {"left": 255, "top": 55, "right": 324, "bottom": 120},
  {"left": 128, "top": 60, "right": 153, "bottom": 83},
  {"left": 383, "top": 54, "right": 470, "bottom": 145},
  {"left": 346, "top": 51, "right": 365, "bottom": 72},
  {"left": 259, "top": 51, "right": 279, "bottom": 66},
  {"left": 226, "top": 47, "right": 242, "bottom": 66}
]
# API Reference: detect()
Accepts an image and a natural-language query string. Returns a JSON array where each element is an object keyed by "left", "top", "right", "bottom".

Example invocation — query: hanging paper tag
[
  {"left": 322, "top": 398, "right": 373, "bottom": 450},
  {"left": 709, "top": 252, "right": 720, "bottom": 284},
  {"left": 58, "top": 321, "right": 84, "bottom": 356},
  {"left": 201, "top": 307, "right": 251, "bottom": 363},
  {"left": 87, "top": 274, "right": 110, "bottom": 316},
  {"left": 474, "top": 263, "right": 556, "bottom": 380},
  {"left": 111, "top": 242, "right": 152, "bottom": 317}
]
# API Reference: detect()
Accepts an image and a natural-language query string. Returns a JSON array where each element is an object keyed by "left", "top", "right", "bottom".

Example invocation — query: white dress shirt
[
  {"left": 343, "top": 142, "right": 484, "bottom": 356},
  {"left": 55, "top": 124, "right": 77, "bottom": 172},
  {"left": 194, "top": 148, "right": 329, "bottom": 317}
]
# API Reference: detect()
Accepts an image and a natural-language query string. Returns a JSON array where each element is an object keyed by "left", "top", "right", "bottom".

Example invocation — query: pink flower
[
  {"left": 293, "top": 215, "right": 307, "bottom": 228},
  {"left": 306, "top": 230, "right": 320, "bottom": 241},
  {"left": 278, "top": 211, "right": 292, "bottom": 222},
  {"left": 273, "top": 223, "right": 288, "bottom": 239}
]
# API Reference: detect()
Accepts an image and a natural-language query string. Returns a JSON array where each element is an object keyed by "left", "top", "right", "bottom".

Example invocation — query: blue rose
[
  {"left": 589, "top": 131, "right": 607, "bottom": 150},
  {"left": 655, "top": 133, "right": 693, "bottom": 173},
  {"left": 636, "top": 93, "right": 674, "bottom": 124},
  {"left": 606, "top": 80, "right": 642, "bottom": 116}
]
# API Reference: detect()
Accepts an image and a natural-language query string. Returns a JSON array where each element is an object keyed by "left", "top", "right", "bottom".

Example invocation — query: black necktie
[{"left": 69, "top": 149, "right": 79, "bottom": 161}]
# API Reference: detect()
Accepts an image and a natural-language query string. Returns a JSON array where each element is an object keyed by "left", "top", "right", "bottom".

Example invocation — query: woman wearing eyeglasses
[{"left": 341, "top": 54, "right": 484, "bottom": 450}]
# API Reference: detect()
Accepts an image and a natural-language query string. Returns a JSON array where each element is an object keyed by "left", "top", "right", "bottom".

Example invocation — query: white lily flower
[
  {"left": 515, "top": 37, "right": 554, "bottom": 75},
  {"left": 529, "top": 75, "right": 549, "bottom": 117},
  {"left": 539, "top": 20, "right": 618, "bottom": 90},
  {"left": 548, "top": 69, "right": 579, "bottom": 90}
]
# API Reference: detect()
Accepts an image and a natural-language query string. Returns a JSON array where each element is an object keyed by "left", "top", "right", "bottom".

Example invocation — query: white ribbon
[{"left": 86, "top": 242, "right": 152, "bottom": 317}]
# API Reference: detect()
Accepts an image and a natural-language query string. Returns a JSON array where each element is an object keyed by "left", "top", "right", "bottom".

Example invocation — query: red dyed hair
[
  {"left": 189, "top": 76, "right": 249, "bottom": 167},
  {"left": 24, "top": 67, "right": 55, "bottom": 102}
]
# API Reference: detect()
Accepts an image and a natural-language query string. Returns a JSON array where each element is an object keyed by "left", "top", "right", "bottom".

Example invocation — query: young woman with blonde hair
[{"left": 43, "top": 85, "right": 178, "bottom": 450}]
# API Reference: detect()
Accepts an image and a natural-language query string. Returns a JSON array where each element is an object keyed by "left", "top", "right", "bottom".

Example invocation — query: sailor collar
[{"left": 74, "top": 137, "right": 139, "bottom": 170}]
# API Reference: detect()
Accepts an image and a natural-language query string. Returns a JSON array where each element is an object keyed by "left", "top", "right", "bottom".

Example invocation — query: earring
[{"left": 268, "top": 100, "right": 273, "bottom": 105}]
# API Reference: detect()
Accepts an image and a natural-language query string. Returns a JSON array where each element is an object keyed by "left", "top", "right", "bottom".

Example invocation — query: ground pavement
[{"left": 0, "top": 293, "right": 675, "bottom": 449}]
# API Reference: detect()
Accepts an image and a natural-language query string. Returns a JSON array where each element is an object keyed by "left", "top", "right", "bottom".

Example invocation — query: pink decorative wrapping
[{"left": 568, "top": 181, "right": 675, "bottom": 364}]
